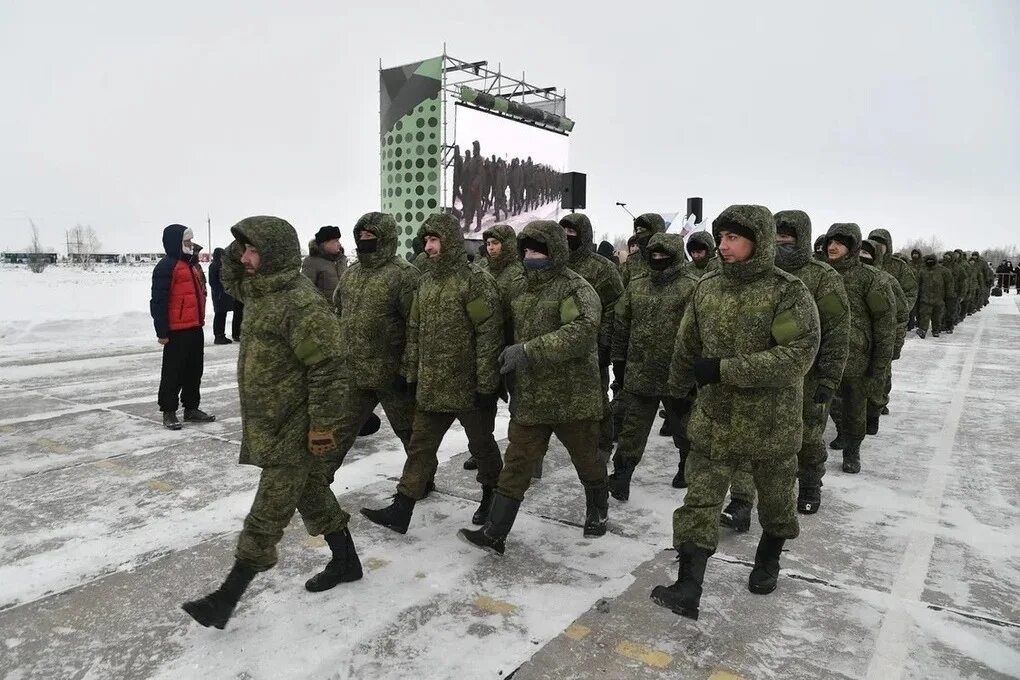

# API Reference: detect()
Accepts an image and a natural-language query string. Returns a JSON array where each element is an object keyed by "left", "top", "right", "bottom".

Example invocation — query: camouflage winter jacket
[
  {"left": 774, "top": 210, "right": 850, "bottom": 391},
  {"left": 939, "top": 255, "right": 958, "bottom": 302},
  {"left": 869, "top": 229, "right": 918, "bottom": 307},
  {"left": 669, "top": 205, "right": 821, "bottom": 459},
  {"left": 952, "top": 251, "right": 971, "bottom": 301},
  {"left": 481, "top": 223, "right": 527, "bottom": 303},
  {"left": 682, "top": 230, "right": 721, "bottom": 278},
  {"left": 612, "top": 233, "right": 698, "bottom": 396},
  {"left": 825, "top": 223, "right": 896, "bottom": 379},
  {"left": 508, "top": 220, "right": 603, "bottom": 425},
  {"left": 219, "top": 216, "right": 346, "bottom": 468},
  {"left": 560, "top": 213, "right": 624, "bottom": 355},
  {"left": 621, "top": 213, "right": 667, "bottom": 288},
  {"left": 866, "top": 240, "right": 908, "bottom": 359},
  {"left": 404, "top": 214, "right": 503, "bottom": 413},
  {"left": 916, "top": 256, "right": 947, "bottom": 305},
  {"left": 332, "top": 212, "right": 420, "bottom": 389}
]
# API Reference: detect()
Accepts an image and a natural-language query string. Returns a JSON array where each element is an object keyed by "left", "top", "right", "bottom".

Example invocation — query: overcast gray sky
[{"left": 1, "top": 0, "right": 1017, "bottom": 254}]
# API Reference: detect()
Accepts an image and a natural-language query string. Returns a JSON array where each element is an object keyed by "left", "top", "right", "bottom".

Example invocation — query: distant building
[
  {"left": 2, "top": 252, "right": 58, "bottom": 264},
  {"left": 69, "top": 253, "right": 120, "bottom": 264},
  {"left": 125, "top": 253, "right": 164, "bottom": 263}
]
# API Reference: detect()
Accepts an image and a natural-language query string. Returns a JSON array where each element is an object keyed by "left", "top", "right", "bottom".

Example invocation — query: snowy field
[{"left": 0, "top": 266, "right": 1018, "bottom": 679}]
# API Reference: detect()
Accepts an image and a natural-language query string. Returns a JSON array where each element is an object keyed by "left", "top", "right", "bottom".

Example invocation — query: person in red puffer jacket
[{"left": 150, "top": 224, "right": 216, "bottom": 430}]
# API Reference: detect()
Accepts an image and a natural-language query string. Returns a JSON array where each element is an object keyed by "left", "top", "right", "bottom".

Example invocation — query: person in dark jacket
[
  {"left": 150, "top": 224, "right": 216, "bottom": 430},
  {"left": 209, "top": 247, "right": 242, "bottom": 344},
  {"left": 597, "top": 240, "right": 620, "bottom": 266}
]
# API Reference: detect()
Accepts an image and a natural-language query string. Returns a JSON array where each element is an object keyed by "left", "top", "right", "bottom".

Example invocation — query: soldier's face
[
  {"left": 689, "top": 248, "right": 707, "bottom": 263},
  {"left": 629, "top": 243, "right": 640, "bottom": 255},
  {"left": 322, "top": 239, "right": 341, "bottom": 255},
  {"left": 486, "top": 238, "right": 502, "bottom": 258},
  {"left": 776, "top": 233, "right": 796, "bottom": 246},
  {"left": 424, "top": 235, "right": 442, "bottom": 258},
  {"left": 564, "top": 227, "right": 578, "bottom": 237},
  {"left": 717, "top": 231, "right": 754, "bottom": 263},
  {"left": 876, "top": 242, "right": 887, "bottom": 255},
  {"left": 241, "top": 245, "right": 261, "bottom": 274},
  {"left": 523, "top": 248, "right": 548, "bottom": 261},
  {"left": 827, "top": 241, "right": 849, "bottom": 261}
]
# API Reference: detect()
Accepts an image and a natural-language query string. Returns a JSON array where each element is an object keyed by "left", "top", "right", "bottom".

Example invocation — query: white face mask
[{"left": 182, "top": 243, "right": 194, "bottom": 256}]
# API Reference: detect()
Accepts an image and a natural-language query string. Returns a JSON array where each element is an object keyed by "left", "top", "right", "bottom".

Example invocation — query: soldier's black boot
[
  {"left": 658, "top": 417, "right": 673, "bottom": 437},
  {"left": 608, "top": 458, "right": 636, "bottom": 502},
  {"left": 305, "top": 527, "right": 363, "bottom": 592},
  {"left": 672, "top": 451, "right": 689, "bottom": 489},
  {"left": 463, "top": 456, "right": 478, "bottom": 471},
  {"left": 842, "top": 441, "right": 862, "bottom": 474},
  {"left": 748, "top": 532, "right": 785, "bottom": 594},
  {"left": 881, "top": 406, "right": 890, "bottom": 415},
  {"left": 649, "top": 542, "right": 712, "bottom": 620},
  {"left": 916, "top": 329, "right": 927, "bottom": 339},
  {"left": 720, "top": 498, "right": 752, "bottom": 533},
  {"left": 181, "top": 561, "right": 257, "bottom": 629},
  {"left": 866, "top": 415, "right": 880, "bottom": 436},
  {"left": 458, "top": 493, "right": 521, "bottom": 556},
  {"left": 471, "top": 485, "right": 495, "bottom": 526},
  {"left": 184, "top": 408, "right": 216, "bottom": 423},
  {"left": 360, "top": 493, "right": 416, "bottom": 535},
  {"left": 797, "top": 482, "right": 821, "bottom": 514},
  {"left": 162, "top": 411, "right": 182, "bottom": 431},
  {"left": 583, "top": 484, "right": 609, "bottom": 537}
]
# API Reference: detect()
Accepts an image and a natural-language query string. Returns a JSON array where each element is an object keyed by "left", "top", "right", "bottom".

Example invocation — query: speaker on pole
[
  {"left": 686, "top": 197, "right": 703, "bottom": 224},
  {"left": 561, "top": 172, "right": 587, "bottom": 210}
]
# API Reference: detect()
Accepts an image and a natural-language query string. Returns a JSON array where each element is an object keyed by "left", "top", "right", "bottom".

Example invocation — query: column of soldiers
[{"left": 180, "top": 207, "right": 994, "bottom": 630}]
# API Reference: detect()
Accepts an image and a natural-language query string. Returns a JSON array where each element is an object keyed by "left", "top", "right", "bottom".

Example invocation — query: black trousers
[
  {"left": 158, "top": 328, "right": 204, "bottom": 412},
  {"left": 232, "top": 301, "right": 244, "bottom": 339}
]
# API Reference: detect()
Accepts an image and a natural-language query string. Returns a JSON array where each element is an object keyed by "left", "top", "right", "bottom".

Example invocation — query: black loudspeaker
[
  {"left": 687, "top": 197, "right": 703, "bottom": 224},
  {"left": 561, "top": 172, "right": 587, "bottom": 210}
]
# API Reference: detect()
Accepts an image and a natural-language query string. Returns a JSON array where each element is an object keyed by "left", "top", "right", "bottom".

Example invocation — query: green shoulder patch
[
  {"left": 294, "top": 337, "right": 327, "bottom": 366},
  {"left": 866, "top": 289, "right": 890, "bottom": 316},
  {"left": 560, "top": 296, "right": 581, "bottom": 324},
  {"left": 466, "top": 296, "right": 493, "bottom": 324},
  {"left": 771, "top": 309, "right": 805, "bottom": 346},
  {"left": 816, "top": 292, "right": 846, "bottom": 323}
]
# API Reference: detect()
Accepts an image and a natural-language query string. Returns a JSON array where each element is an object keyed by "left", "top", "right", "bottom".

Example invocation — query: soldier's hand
[
  {"left": 308, "top": 430, "right": 337, "bottom": 456},
  {"left": 498, "top": 343, "right": 529, "bottom": 375},
  {"left": 692, "top": 358, "right": 722, "bottom": 387},
  {"left": 158, "top": 337, "right": 170, "bottom": 345},
  {"left": 813, "top": 384, "right": 835, "bottom": 405}
]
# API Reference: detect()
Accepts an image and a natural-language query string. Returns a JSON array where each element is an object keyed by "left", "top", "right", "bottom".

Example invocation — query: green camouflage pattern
[
  {"left": 481, "top": 223, "right": 527, "bottom": 302},
  {"left": 508, "top": 220, "right": 603, "bottom": 425},
  {"left": 560, "top": 213, "right": 625, "bottom": 351},
  {"left": 683, "top": 230, "right": 720, "bottom": 278},
  {"left": 301, "top": 240, "right": 347, "bottom": 307},
  {"left": 621, "top": 213, "right": 667, "bottom": 287},
  {"left": 333, "top": 212, "right": 420, "bottom": 389},
  {"left": 866, "top": 239, "right": 908, "bottom": 359},
  {"left": 917, "top": 255, "right": 947, "bottom": 305},
  {"left": 868, "top": 228, "right": 918, "bottom": 308},
  {"left": 404, "top": 213, "right": 503, "bottom": 413}
]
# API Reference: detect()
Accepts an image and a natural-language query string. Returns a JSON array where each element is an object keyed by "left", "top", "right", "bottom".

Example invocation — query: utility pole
[{"left": 207, "top": 214, "right": 211, "bottom": 251}]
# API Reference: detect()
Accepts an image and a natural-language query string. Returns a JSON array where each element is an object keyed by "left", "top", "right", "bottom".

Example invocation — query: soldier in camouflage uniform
[
  {"left": 824, "top": 224, "right": 895, "bottom": 474},
  {"left": 949, "top": 251, "right": 968, "bottom": 325},
  {"left": 620, "top": 213, "right": 666, "bottom": 288},
  {"left": 327, "top": 213, "right": 420, "bottom": 480},
  {"left": 683, "top": 231, "right": 720, "bottom": 278},
  {"left": 560, "top": 213, "right": 625, "bottom": 467},
  {"left": 859, "top": 239, "right": 906, "bottom": 433},
  {"left": 813, "top": 234, "right": 827, "bottom": 261},
  {"left": 650, "top": 205, "right": 820, "bottom": 620},
  {"left": 459, "top": 220, "right": 609, "bottom": 555},
  {"left": 182, "top": 216, "right": 362, "bottom": 631},
  {"left": 977, "top": 253, "right": 994, "bottom": 307},
  {"left": 360, "top": 214, "right": 505, "bottom": 533},
  {"left": 908, "top": 249, "right": 923, "bottom": 329},
  {"left": 723, "top": 210, "right": 848, "bottom": 528},
  {"left": 914, "top": 254, "right": 947, "bottom": 338},
  {"left": 867, "top": 229, "right": 914, "bottom": 416},
  {"left": 608, "top": 233, "right": 699, "bottom": 501},
  {"left": 939, "top": 253, "right": 959, "bottom": 333}
]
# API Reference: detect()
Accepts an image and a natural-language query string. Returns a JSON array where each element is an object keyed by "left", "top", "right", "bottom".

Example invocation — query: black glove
[
  {"left": 813, "top": 384, "right": 835, "bottom": 405},
  {"left": 474, "top": 392, "right": 498, "bottom": 410},
  {"left": 392, "top": 374, "right": 416, "bottom": 397},
  {"left": 663, "top": 396, "right": 692, "bottom": 422},
  {"left": 693, "top": 358, "right": 721, "bottom": 387},
  {"left": 598, "top": 344, "right": 611, "bottom": 369},
  {"left": 499, "top": 343, "right": 529, "bottom": 374},
  {"left": 613, "top": 361, "right": 626, "bottom": 388}
]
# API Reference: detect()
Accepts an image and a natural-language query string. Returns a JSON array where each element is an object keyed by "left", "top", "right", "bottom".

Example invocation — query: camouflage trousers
[
  {"left": 613, "top": 391, "right": 689, "bottom": 467},
  {"left": 731, "top": 378, "right": 830, "bottom": 503},
  {"left": 674, "top": 448, "right": 799, "bottom": 552},
  {"left": 499, "top": 419, "right": 607, "bottom": 501},
  {"left": 866, "top": 369, "right": 894, "bottom": 420},
  {"left": 918, "top": 302, "right": 944, "bottom": 335},
  {"left": 830, "top": 375, "right": 870, "bottom": 443},
  {"left": 944, "top": 298, "right": 959, "bottom": 330},
  {"left": 397, "top": 407, "right": 503, "bottom": 500},
  {"left": 235, "top": 456, "right": 350, "bottom": 571},
  {"left": 326, "top": 385, "right": 415, "bottom": 481}
]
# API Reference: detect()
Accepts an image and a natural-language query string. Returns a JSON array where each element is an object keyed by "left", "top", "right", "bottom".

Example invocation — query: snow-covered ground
[{"left": 0, "top": 266, "right": 1018, "bottom": 679}]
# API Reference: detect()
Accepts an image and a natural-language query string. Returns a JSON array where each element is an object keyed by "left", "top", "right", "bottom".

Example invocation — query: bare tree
[
  {"left": 67, "top": 224, "right": 101, "bottom": 270},
  {"left": 26, "top": 220, "right": 49, "bottom": 273},
  {"left": 899, "top": 235, "right": 944, "bottom": 257},
  {"left": 982, "top": 245, "right": 1019, "bottom": 265}
]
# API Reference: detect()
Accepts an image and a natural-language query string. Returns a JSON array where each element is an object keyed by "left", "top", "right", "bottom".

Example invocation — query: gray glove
[{"left": 499, "top": 343, "right": 529, "bottom": 375}]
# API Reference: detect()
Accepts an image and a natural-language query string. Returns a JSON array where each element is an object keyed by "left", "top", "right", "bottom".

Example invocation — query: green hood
[
  {"left": 711, "top": 204, "right": 776, "bottom": 281},
  {"left": 231, "top": 216, "right": 302, "bottom": 277},
  {"left": 861, "top": 238, "right": 882, "bottom": 266},
  {"left": 686, "top": 230, "right": 717, "bottom": 255},
  {"left": 481, "top": 223, "right": 519, "bottom": 274},
  {"left": 646, "top": 232, "right": 688, "bottom": 285},
  {"left": 560, "top": 213, "right": 594, "bottom": 249},
  {"left": 420, "top": 212, "right": 467, "bottom": 274},
  {"left": 518, "top": 219, "right": 569, "bottom": 282},
  {"left": 633, "top": 213, "right": 666, "bottom": 235},
  {"left": 774, "top": 209, "right": 812, "bottom": 272},
  {"left": 868, "top": 228, "right": 895, "bottom": 258},
  {"left": 352, "top": 212, "right": 398, "bottom": 268},
  {"left": 941, "top": 252, "right": 953, "bottom": 265},
  {"left": 825, "top": 223, "right": 863, "bottom": 271}
]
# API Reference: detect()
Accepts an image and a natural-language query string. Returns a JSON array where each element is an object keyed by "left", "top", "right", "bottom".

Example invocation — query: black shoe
[
  {"left": 305, "top": 528, "right": 363, "bottom": 592},
  {"left": 829, "top": 436, "right": 845, "bottom": 451},
  {"left": 183, "top": 408, "right": 216, "bottom": 423},
  {"left": 672, "top": 454, "right": 688, "bottom": 489},
  {"left": 866, "top": 416, "right": 880, "bottom": 436},
  {"left": 583, "top": 484, "right": 609, "bottom": 537},
  {"left": 649, "top": 542, "right": 712, "bottom": 620},
  {"left": 720, "top": 498, "right": 753, "bottom": 532},
  {"left": 181, "top": 562, "right": 257, "bottom": 629},
  {"left": 471, "top": 486, "right": 495, "bottom": 526},
  {"left": 231, "top": 335, "right": 241, "bottom": 342},
  {"left": 944, "top": 328, "right": 953, "bottom": 334},
  {"left": 748, "top": 532, "right": 785, "bottom": 594},
  {"left": 463, "top": 457, "right": 479, "bottom": 471},
  {"left": 458, "top": 493, "right": 521, "bottom": 556},
  {"left": 881, "top": 406, "right": 890, "bottom": 416},
  {"left": 608, "top": 459, "right": 636, "bottom": 502},
  {"left": 358, "top": 413, "right": 381, "bottom": 436},
  {"left": 360, "top": 493, "right": 415, "bottom": 535},
  {"left": 162, "top": 411, "right": 182, "bottom": 431},
  {"left": 213, "top": 336, "right": 233, "bottom": 345},
  {"left": 932, "top": 331, "right": 940, "bottom": 338},
  {"left": 842, "top": 441, "right": 862, "bottom": 474},
  {"left": 916, "top": 329, "right": 927, "bottom": 339},
  {"left": 797, "top": 484, "right": 821, "bottom": 514},
  {"left": 659, "top": 420, "right": 673, "bottom": 437}
]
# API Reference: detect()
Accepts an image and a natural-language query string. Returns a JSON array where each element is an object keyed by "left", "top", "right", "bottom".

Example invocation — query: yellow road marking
[
  {"left": 145, "top": 480, "right": 174, "bottom": 492},
  {"left": 614, "top": 640, "right": 672, "bottom": 669},
  {"left": 473, "top": 595, "right": 516, "bottom": 616},
  {"left": 709, "top": 671, "right": 745, "bottom": 680},
  {"left": 364, "top": 557, "right": 389, "bottom": 571},
  {"left": 564, "top": 623, "right": 591, "bottom": 641}
]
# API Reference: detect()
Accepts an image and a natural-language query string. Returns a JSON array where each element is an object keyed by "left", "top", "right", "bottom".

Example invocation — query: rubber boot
[
  {"left": 458, "top": 493, "right": 521, "bottom": 556},
  {"left": 305, "top": 528, "right": 363, "bottom": 592},
  {"left": 748, "top": 532, "right": 786, "bottom": 594},
  {"left": 583, "top": 484, "right": 609, "bottom": 537},
  {"left": 360, "top": 493, "right": 416, "bottom": 534},
  {"left": 842, "top": 440, "right": 862, "bottom": 474},
  {"left": 471, "top": 485, "right": 495, "bottom": 526},
  {"left": 181, "top": 561, "right": 257, "bottom": 629},
  {"left": 163, "top": 411, "right": 182, "bottom": 431},
  {"left": 797, "top": 483, "right": 821, "bottom": 514},
  {"left": 671, "top": 451, "right": 688, "bottom": 489},
  {"left": 720, "top": 498, "right": 752, "bottom": 533},
  {"left": 649, "top": 542, "right": 712, "bottom": 620},
  {"left": 659, "top": 418, "right": 673, "bottom": 437},
  {"left": 866, "top": 415, "right": 880, "bottom": 436},
  {"left": 463, "top": 457, "right": 478, "bottom": 471},
  {"left": 608, "top": 458, "right": 636, "bottom": 502},
  {"left": 828, "top": 432, "right": 845, "bottom": 450}
]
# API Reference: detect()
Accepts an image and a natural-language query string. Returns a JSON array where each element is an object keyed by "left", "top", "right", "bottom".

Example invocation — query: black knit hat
[
  {"left": 714, "top": 220, "right": 756, "bottom": 244},
  {"left": 314, "top": 225, "right": 342, "bottom": 244},
  {"left": 827, "top": 233, "right": 855, "bottom": 250},
  {"left": 518, "top": 236, "right": 549, "bottom": 256}
]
